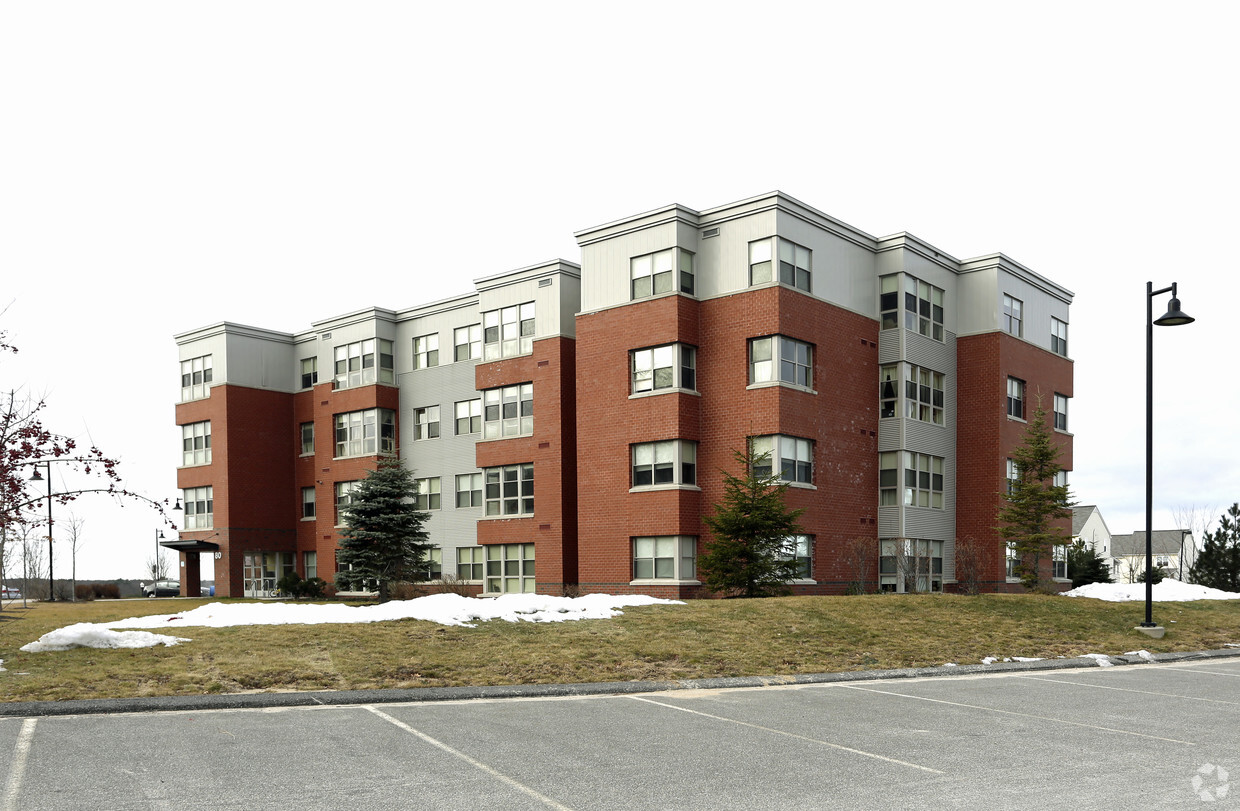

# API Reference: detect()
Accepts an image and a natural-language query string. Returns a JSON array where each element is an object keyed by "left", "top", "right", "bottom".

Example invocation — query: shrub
[
  {"left": 277, "top": 572, "right": 304, "bottom": 598},
  {"left": 433, "top": 574, "right": 473, "bottom": 597},
  {"left": 94, "top": 583, "right": 120, "bottom": 599},
  {"left": 74, "top": 584, "right": 96, "bottom": 601},
  {"left": 299, "top": 577, "right": 328, "bottom": 600},
  {"left": 277, "top": 572, "right": 329, "bottom": 600}
]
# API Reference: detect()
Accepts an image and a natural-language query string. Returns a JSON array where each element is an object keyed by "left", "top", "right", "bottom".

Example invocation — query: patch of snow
[
  {"left": 1062, "top": 579, "right": 1240, "bottom": 602},
  {"left": 21, "top": 593, "right": 684, "bottom": 652},
  {"left": 943, "top": 662, "right": 958, "bottom": 667},
  {"left": 1124, "top": 650, "right": 1155, "bottom": 661},
  {"left": 1011, "top": 656, "right": 1044, "bottom": 662},
  {"left": 981, "top": 656, "right": 999, "bottom": 665},
  {"left": 0, "top": 658, "right": 5, "bottom": 672},
  {"left": 1080, "top": 653, "right": 1114, "bottom": 667}
]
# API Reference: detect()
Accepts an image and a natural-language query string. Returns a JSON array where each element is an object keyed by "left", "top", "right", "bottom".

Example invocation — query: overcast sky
[{"left": 2, "top": 1, "right": 1236, "bottom": 581}]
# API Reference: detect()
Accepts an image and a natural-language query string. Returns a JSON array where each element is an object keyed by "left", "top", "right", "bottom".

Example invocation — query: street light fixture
[
  {"left": 154, "top": 529, "right": 166, "bottom": 582},
  {"left": 28, "top": 461, "right": 55, "bottom": 602},
  {"left": 1140, "top": 281, "right": 1194, "bottom": 637}
]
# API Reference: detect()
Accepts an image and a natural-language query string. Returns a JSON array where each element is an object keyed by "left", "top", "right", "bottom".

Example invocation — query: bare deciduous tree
[{"left": 954, "top": 535, "right": 983, "bottom": 595}]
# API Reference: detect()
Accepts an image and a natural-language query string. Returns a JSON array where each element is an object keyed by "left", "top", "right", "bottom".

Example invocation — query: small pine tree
[
  {"left": 996, "top": 403, "right": 1073, "bottom": 590},
  {"left": 1189, "top": 503, "right": 1240, "bottom": 592},
  {"left": 334, "top": 457, "right": 431, "bottom": 602},
  {"left": 699, "top": 448, "right": 805, "bottom": 598},
  {"left": 1067, "top": 540, "right": 1113, "bottom": 588}
]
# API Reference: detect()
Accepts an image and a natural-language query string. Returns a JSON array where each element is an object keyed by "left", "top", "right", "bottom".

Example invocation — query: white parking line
[
  {"left": 629, "top": 695, "right": 944, "bottom": 774},
  {"left": 1156, "top": 666, "right": 1240, "bottom": 678},
  {"left": 3, "top": 719, "right": 37, "bottom": 811},
  {"left": 363, "top": 705, "right": 574, "bottom": 811},
  {"left": 840, "top": 684, "right": 1196, "bottom": 745},
  {"left": 1017, "top": 674, "right": 1240, "bottom": 705}
]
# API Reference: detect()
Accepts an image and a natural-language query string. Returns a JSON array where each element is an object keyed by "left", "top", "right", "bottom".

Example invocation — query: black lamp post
[
  {"left": 154, "top": 529, "right": 165, "bottom": 582},
  {"left": 1141, "top": 281, "right": 1194, "bottom": 634},
  {"left": 29, "top": 461, "right": 55, "bottom": 602}
]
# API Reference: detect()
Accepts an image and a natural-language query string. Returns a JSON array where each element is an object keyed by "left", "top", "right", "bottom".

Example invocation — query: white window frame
[
  {"left": 751, "top": 435, "right": 813, "bottom": 485},
  {"left": 1006, "top": 458, "right": 1019, "bottom": 496},
  {"left": 300, "top": 422, "right": 314, "bottom": 456},
  {"left": 333, "top": 339, "right": 394, "bottom": 389},
  {"left": 483, "top": 302, "right": 535, "bottom": 361},
  {"left": 1051, "top": 317, "right": 1068, "bottom": 356},
  {"left": 879, "top": 539, "right": 944, "bottom": 592},
  {"left": 483, "top": 383, "right": 533, "bottom": 439},
  {"left": 301, "top": 487, "right": 316, "bottom": 520},
  {"left": 749, "top": 237, "right": 811, "bottom": 291},
  {"left": 415, "top": 477, "right": 441, "bottom": 511},
  {"left": 455, "top": 399, "right": 482, "bottom": 435},
  {"left": 413, "top": 405, "right": 440, "bottom": 440},
  {"left": 454, "top": 324, "right": 482, "bottom": 362},
  {"left": 631, "top": 440, "right": 697, "bottom": 489},
  {"left": 484, "top": 463, "right": 534, "bottom": 517},
  {"left": 485, "top": 543, "right": 535, "bottom": 593},
  {"left": 1007, "top": 377, "right": 1025, "bottom": 420},
  {"left": 632, "top": 536, "right": 697, "bottom": 582},
  {"left": 1053, "top": 544, "right": 1068, "bottom": 580},
  {"left": 630, "top": 248, "right": 695, "bottom": 300},
  {"left": 180, "top": 354, "right": 213, "bottom": 401},
  {"left": 303, "top": 551, "right": 317, "bottom": 580},
  {"left": 880, "top": 363, "right": 944, "bottom": 425},
  {"left": 781, "top": 535, "right": 814, "bottom": 581},
  {"left": 749, "top": 335, "right": 812, "bottom": 389},
  {"left": 300, "top": 356, "right": 318, "bottom": 389},
  {"left": 1053, "top": 393, "right": 1069, "bottom": 432},
  {"left": 905, "top": 276, "right": 945, "bottom": 341},
  {"left": 1003, "top": 295, "right": 1023, "bottom": 337},
  {"left": 183, "top": 485, "right": 213, "bottom": 530},
  {"left": 181, "top": 421, "right": 211, "bottom": 466},
  {"left": 630, "top": 344, "right": 696, "bottom": 395},
  {"left": 334, "top": 408, "right": 396, "bottom": 458},
  {"left": 457, "top": 547, "right": 484, "bottom": 581},
  {"left": 335, "top": 480, "right": 360, "bottom": 526},
  {"left": 455, "top": 473, "right": 482, "bottom": 508},
  {"left": 412, "top": 334, "right": 440, "bottom": 370},
  {"left": 880, "top": 452, "right": 944, "bottom": 508}
]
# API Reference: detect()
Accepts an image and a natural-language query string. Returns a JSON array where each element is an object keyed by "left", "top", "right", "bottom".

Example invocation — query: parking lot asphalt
[{"left": 4, "top": 648, "right": 1240, "bottom": 810}]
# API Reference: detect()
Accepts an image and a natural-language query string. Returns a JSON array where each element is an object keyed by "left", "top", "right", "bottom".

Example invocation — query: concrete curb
[{"left": 4, "top": 646, "right": 1239, "bottom": 719}]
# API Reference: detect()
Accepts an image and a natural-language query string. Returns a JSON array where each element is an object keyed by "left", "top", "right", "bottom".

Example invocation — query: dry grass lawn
[{"left": 2, "top": 593, "right": 1239, "bottom": 703}]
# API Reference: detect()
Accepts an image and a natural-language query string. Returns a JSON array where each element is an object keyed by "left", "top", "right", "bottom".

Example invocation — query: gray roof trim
[
  {"left": 574, "top": 204, "right": 703, "bottom": 246},
  {"left": 473, "top": 259, "right": 582, "bottom": 292},
  {"left": 957, "top": 252, "right": 1075, "bottom": 304},
  {"left": 174, "top": 321, "right": 298, "bottom": 345}
]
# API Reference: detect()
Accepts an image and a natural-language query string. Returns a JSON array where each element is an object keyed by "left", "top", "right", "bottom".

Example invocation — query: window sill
[
  {"left": 629, "top": 484, "right": 701, "bottom": 494},
  {"left": 786, "top": 481, "right": 817, "bottom": 491},
  {"left": 629, "top": 388, "right": 700, "bottom": 400},
  {"left": 177, "top": 462, "right": 212, "bottom": 470},
  {"left": 746, "top": 380, "right": 816, "bottom": 395},
  {"left": 299, "top": 452, "right": 314, "bottom": 459},
  {"left": 300, "top": 516, "right": 315, "bottom": 522},
  {"left": 629, "top": 579, "right": 700, "bottom": 586},
  {"left": 1007, "top": 415, "right": 1027, "bottom": 424},
  {"left": 787, "top": 579, "right": 817, "bottom": 585},
  {"left": 479, "top": 514, "right": 534, "bottom": 521},
  {"left": 630, "top": 290, "right": 697, "bottom": 304},
  {"left": 1053, "top": 428, "right": 1074, "bottom": 437},
  {"left": 477, "top": 433, "right": 535, "bottom": 443}
]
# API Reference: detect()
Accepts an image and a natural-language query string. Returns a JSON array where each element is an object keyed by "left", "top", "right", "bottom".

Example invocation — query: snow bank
[
  {"left": 19, "top": 593, "right": 684, "bottom": 652},
  {"left": 1062, "top": 579, "right": 1240, "bottom": 602}
]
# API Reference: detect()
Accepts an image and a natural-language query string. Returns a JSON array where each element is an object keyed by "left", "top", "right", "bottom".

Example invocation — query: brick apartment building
[{"left": 172, "top": 191, "right": 1073, "bottom": 598}]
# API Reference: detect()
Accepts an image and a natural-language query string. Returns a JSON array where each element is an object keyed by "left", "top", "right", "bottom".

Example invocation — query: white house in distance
[
  {"left": 1072, "top": 505, "right": 1195, "bottom": 583},
  {"left": 1072, "top": 505, "right": 1113, "bottom": 559}
]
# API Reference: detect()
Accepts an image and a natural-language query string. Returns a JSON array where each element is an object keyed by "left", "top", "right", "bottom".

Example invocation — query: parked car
[
  {"left": 142, "top": 579, "right": 180, "bottom": 597},
  {"left": 1, "top": 585, "right": 21, "bottom": 599}
]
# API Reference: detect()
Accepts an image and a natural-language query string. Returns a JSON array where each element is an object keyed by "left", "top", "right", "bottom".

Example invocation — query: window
[
  {"left": 457, "top": 547, "right": 484, "bottom": 581},
  {"left": 750, "top": 336, "right": 812, "bottom": 388},
  {"left": 455, "top": 399, "right": 482, "bottom": 435},
  {"left": 749, "top": 238, "right": 811, "bottom": 291},
  {"left": 781, "top": 535, "right": 813, "bottom": 580},
  {"left": 631, "top": 344, "right": 696, "bottom": 394},
  {"left": 301, "top": 487, "right": 315, "bottom": 519},
  {"left": 300, "top": 357, "right": 318, "bottom": 389},
  {"left": 415, "top": 477, "right": 441, "bottom": 511},
  {"left": 1006, "top": 542, "right": 1019, "bottom": 579},
  {"left": 180, "top": 354, "right": 213, "bottom": 401},
  {"left": 303, "top": 551, "right": 317, "bottom": 580},
  {"left": 631, "top": 248, "right": 695, "bottom": 299},
  {"left": 879, "top": 452, "right": 944, "bottom": 508},
  {"left": 413, "top": 405, "right": 440, "bottom": 440},
  {"left": 1051, "top": 318, "right": 1068, "bottom": 356},
  {"left": 879, "top": 364, "right": 944, "bottom": 425},
  {"left": 1007, "top": 377, "right": 1025, "bottom": 419},
  {"left": 182, "top": 486, "right": 213, "bottom": 529},
  {"left": 631, "top": 440, "right": 697, "bottom": 487},
  {"left": 905, "top": 276, "right": 945, "bottom": 341},
  {"left": 1006, "top": 458, "right": 1019, "bottom": 495},
  {"left": 483, "top": 384, "right": 533, "bottom": 439},
  {"left": 1053, "top": 545, "right": 1068, "bottom": 580},
  {"left": 454, "top": 324, "right": 482, "bottom": 362},
  {"left": 485, "top": 543, "right": 535, "bottom": 593},
  {"left": 334, "top": 408, "right": 396, "bottom": 457},
  {"left": 455, "top": 473, "right": 482, "bottom": 507},
  {"left": 335, "top": 481, "right": 360, "bottom": 525},
  {"left": 333, "top": 339, "right": 394, "bottom": 389},
  {"left": 483, "top": 302, "right": 535, "bottom": 360},
  {"left": 416, "top": 548, "right": 442, "bottom": 582},
  {"left": 300, "top": 422, "right": 315, "bottom": 455},
  {"left": 879, "top": 539, "right": 943, "bottom": 592},
  {"left": 879, "top": 276, "right": 899, "bottom": 330},
  {"left": 751, "top": 435, "right": 812, "bottom": 484},
  {"left": 484, "top": 463, "right": 534, "bottom": 516},
  {"left": 1054, "top": 393, "right": 1069, "bottom": 431},
  {"left": 632, "top": 536, "right": 696, "bottom": 581},
  {"left": 1054, "top": 470, "right": 1069, "bottom": 489},
  {"left": 412, "top": 334, "right": 439, "bottom": 369},
  {"left": 181, "top": 421, "right": 211, "bottom": 466},
  {"left": 1003, "top": 295, "right": 1023, "bottom": 337}
]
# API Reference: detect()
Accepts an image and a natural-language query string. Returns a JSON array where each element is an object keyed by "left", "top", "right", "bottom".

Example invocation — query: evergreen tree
[
  {"left": 334, "top": 457, "right": 431, "bottom": 602},
  {"left": 996, "top": 404, "right": 1073, "bottom": 590},
  {"left": 1066, "top": 540, "right": 1113, "bottom": 588},
  {"left": 1188, "top": 503, "right": 1240, "bottom": 592},
  {"left": 700, "top": 448, "right": 805, "bottom": 598}
]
